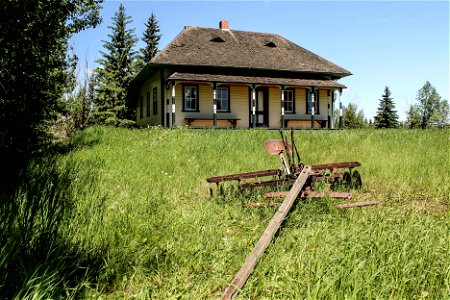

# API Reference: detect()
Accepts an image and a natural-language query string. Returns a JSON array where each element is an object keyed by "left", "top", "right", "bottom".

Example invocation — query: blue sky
[{"left": 70, "top": 1, "right": 449, "bottom": 121}]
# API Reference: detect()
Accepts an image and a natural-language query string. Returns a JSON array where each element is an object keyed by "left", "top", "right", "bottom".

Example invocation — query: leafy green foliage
[
  {"left": 64, "top": 59, "right": 97, "bottom": 134},
  {"left": 407, "top": 81, "right": 448, "bottom": 128},
  {"left": 374, "top": 86, "right": 399, "bottom": 128},
  {"left": 94, "top": 4, "right": 138, "bottom": 127},
  {"left": 429, "top": 99, "right": 449, "bottom": 128},
  {"left": 0, "top": 0, "right": 102, "bottom": 182},
  {"left": 343, "top": 103, "right": 366, "bottom": 129},
  {"left": 141, "top": 12, "right": 161, "bottom": 63}
]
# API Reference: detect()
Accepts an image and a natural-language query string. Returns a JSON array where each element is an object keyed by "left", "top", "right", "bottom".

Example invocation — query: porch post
[
  {"left": 330, "top": 90, "right": 335, "bottom": 129},
  {"left": 328, "top": 90, "right": 332, "bottom": 129},
  {"left": 310, "top": 87, "right": 315, "bottom": 129},
  {"left": 252, "top": 86, "right": 256, "bottom": 128},
  {"left": 213, "top": 82, "right": 217, "bottom": 128},
  {"left": 338, "top": 88, "right": 343, "bottom": 130},
  {"left": 281, "top": 86, "right": 285, "bottom": 129},
  {"left": 171, "top": 82, "right": 176, "bottom": 127}
]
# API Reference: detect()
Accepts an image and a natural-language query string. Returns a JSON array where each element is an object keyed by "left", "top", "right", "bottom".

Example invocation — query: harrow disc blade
[{"left": 264, "top": 139, "right": 293, "bottom": 155}]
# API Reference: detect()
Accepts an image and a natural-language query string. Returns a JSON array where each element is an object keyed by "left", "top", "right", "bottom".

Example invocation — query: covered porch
[{"left": 165, "top": 72, "right": 345, "bottom": 129}]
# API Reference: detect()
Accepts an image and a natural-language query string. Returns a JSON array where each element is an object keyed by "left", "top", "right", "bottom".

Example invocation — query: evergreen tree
[
  {"left": 344, "top": 103, "right": 366, "bottom": 129},
  {"left": 95, "top": 4, "right": 138, "bottom": 127},
  {"left": 374, "top": 87, "right": 399, "bottom": 128},
  {"left": 141, "top": 12, "right": 161, "bottom": 63},
  {"left": 407, "top": 81, "right": 447, "bottom": 129}
]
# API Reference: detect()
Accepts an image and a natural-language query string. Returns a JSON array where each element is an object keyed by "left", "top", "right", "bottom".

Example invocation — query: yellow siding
[
  {"left": 175, "top": 84, "right": 214, "bottom": 125},
  {"left": 296, "top": 88, "right": 307, "bottom": 116},
  {"left": 268, "top": 87, "right": 281, "bottom": 128},
  {"left": 137, "top": 72, "right": 161, "bottom": 126},
  {"left": 291, "top": 88, "right": 328, "bottom": 120},
  {"left": 317, "top": 89, "right": 329, "bottom": 120},
  {"left": 175, "top": 84, "right": 183, "bottom": 124},
  {"left": 174, "top": 84, "right": 249, "bottom": 128},
  {"left": 199, "top": 84, "right": 213, "bottom": 114},
  {"left": 230, "top": 85, "right": 249, "bottom": 128}
]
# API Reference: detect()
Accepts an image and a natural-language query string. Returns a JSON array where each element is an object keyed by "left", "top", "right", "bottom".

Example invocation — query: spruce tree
[
  {"left": 374, "top": 86, "right": 399, "bottom": 128},
  {"left": 141, "top": 12, "right": 161, "bottom": 63},
  {"left": 95, "top": 4, "right": 138, "bottom": 127}
]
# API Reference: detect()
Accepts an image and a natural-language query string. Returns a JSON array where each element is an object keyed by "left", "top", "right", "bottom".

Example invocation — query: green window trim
[
  {"left": 283, "top": 89, "right": 295, "bottom": 114},
  {"left": 153, "top": 87, "right": 158, "bottom": 115},
  {"left": 306, "top": 90, "right": 320, "bottom": 114},
  {"left": 182, "top": 84, "right": 200, "bottom": 112},
  {"left": 216, "top": 86, "right": 230, "bottom": 113},
  {"left": 146, "top": 91, "right": 151, "bottom": 117}
]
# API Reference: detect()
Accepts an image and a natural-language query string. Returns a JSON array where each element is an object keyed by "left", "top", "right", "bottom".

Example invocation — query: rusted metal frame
[
  {"left": 241, "top": 202, "right": 281, "bottom": 208},
  {"left": 206, "top": 168, "right": 281, "bottom": 183},
  {"left": 241, "top": 200, "right": 378, "bottom": 209},
  {"left": 279, "top": 129, "right": 293, "bottom": 170},
  {"left": 301, "top": 190, "right": 352, "bottom": 200},
  {"left": 336, "top": 201, "right": 379, "bottom": 209},
  {"left": 264, "top": 191, "right": 352, "bottom": 200},
  {"left": 308, "top": 170, "right": 344, "bottom": 179},
  {"left": 310, "top": 161, "right": 361, "bottom": 171},
  {"left": 290, "top": 129, "right": 303, "bottom": 171},
  {"left": 238, "top": 178, "right": 296, "bottom": 189}
]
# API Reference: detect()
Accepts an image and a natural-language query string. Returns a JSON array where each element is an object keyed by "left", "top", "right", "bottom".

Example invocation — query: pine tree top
[{"left": 141, "top": 12, "right": 161, "bottom": 63}]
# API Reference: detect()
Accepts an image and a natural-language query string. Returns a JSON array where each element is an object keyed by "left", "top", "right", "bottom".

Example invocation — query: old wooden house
[{"left": 130, "top": 20, "right": 351, "bottom": 129}]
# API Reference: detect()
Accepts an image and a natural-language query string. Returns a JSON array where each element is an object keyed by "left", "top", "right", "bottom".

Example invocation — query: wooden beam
[
  {"left": 337, "top": 201, "right": 379, "bottom": 209},
  {"left": 221, "top": 166, "right": 311, "bottom": 300}
]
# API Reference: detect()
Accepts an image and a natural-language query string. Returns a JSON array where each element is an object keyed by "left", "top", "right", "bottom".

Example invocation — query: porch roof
[{"left": 168, "top": 72, "right": 346, "bottom": 89}]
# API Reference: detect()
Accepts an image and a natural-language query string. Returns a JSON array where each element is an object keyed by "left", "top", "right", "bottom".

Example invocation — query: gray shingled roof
[
  {"left": 168, "top": 72, "right": 346, "bottom": 89},
  {"left": 151, "top": 26, "right": 351, "bottom": 77}
]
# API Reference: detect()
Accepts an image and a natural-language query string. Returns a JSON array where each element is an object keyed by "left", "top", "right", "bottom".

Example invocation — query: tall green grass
[{"left": 1, "top": 127, "right": 448, "bottom": 299}]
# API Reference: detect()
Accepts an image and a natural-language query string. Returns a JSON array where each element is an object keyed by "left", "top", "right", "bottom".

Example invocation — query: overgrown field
[{"left": 1, "top": 127, "right": 449, "bottom": 299}]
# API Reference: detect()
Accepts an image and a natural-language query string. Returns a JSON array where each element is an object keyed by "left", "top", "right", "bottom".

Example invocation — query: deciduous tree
[
  {"left": 407, "top": 81, "right": 447, "bottom": 129},
  {"left": 344, "top": 103, "right": 366, "bottom": 129},
  {"left": 0, "top": 0, "right": 102, "bottom": 181}
]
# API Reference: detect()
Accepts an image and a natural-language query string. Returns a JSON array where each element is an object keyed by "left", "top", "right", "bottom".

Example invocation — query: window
[
  {"left": 306, "top": 90, "right": 320, "bottom": 114},
  {"left": 146, "top": 92, "right": 151, "bottom": 117},
  {"left": 183, "top": 85, "right": 199, "bottom": 111},
  {"left": 216, "top": 86, "right": 229, "bottom": 112},
  {"left": 153, "top": 88, "right": 158, "bottom": 114},
  {"left": 139, "top": 96, "right": 143, "bottom": 119},
  {"left": 283, "top": 90, "right": 295, "bottom": 113}
]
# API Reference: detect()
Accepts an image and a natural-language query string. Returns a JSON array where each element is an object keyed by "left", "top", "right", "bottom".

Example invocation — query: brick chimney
[{"left": 219, "top": 20, "right": 229, "bottom": 30}]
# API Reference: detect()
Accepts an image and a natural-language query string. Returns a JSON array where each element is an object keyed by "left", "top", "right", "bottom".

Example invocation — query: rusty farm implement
[
  {"left": 207, "top": 129, "right": 364, "bottom": 202},
  {"left": 206, "top": 129, "right": 378, "bottom": 299}
]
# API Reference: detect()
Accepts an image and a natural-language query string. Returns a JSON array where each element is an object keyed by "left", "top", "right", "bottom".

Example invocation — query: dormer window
[
  {"left": 211, "top": 36, "right": 225, "bottom": 43},
  {"left": 265, "top": 41, "right": 277, "bottom": 48}
]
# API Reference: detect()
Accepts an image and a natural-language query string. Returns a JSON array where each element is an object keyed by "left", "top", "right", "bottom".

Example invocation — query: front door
[{"left": 249, "top": 88, "right": 269, "bottom": 127}]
